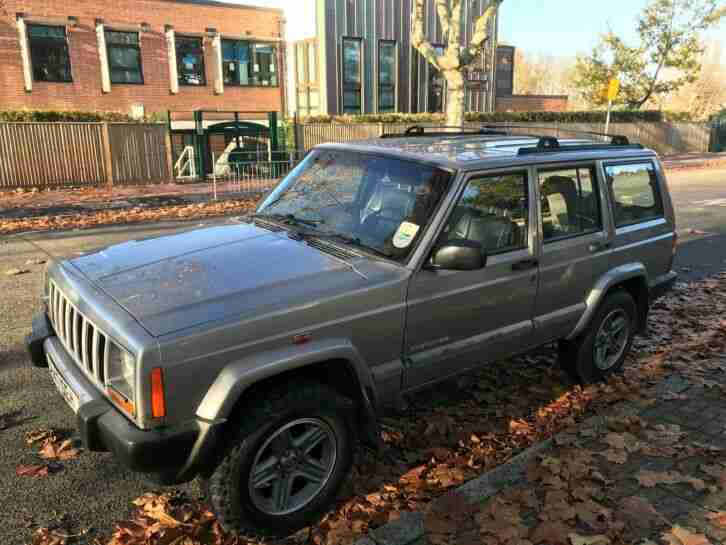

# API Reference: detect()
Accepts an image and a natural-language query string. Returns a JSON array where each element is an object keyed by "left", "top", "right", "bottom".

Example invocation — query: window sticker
[{"left": 392, "top": 222, "right": 420, "bottom": 249}]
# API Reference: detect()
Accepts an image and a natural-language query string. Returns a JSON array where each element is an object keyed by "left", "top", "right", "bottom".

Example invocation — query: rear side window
[
  {"left": 538, "top": 166, "right": 602, "bottom": 242},
  {"left": 605, "top": 162, "right": 664, "bottom": 227}
]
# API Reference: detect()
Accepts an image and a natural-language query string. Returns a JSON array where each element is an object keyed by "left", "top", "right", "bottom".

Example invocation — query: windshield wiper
[
  {"left": 293, "top": 230, "right": 391, "bottom": 260},
  {"left": 253, "top": 213, "right": 323, "bottom": 228}
]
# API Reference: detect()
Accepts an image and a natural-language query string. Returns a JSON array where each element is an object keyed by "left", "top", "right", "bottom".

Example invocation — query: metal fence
[
  {"left": 207, "top": 150, "right": 306, "bottom": 199},
  {"left": 295, "top": 121, "right": 716, "bottom": 155}
]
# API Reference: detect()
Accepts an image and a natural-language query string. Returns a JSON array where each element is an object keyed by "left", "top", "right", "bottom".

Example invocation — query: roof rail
[
  {"left": 480, "top": 124, "right": 639, "bottom": 145},
  {"left": 380, "top": 125, "right": 509, "bottom": 139},
  {"left": 517, "top": 136, "right": 644, "bottom": 156}
]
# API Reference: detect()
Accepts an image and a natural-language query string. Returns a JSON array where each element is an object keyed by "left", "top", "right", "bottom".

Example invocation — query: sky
[{"left": 228, "top": 0, "right": 726, "bottom": 57}]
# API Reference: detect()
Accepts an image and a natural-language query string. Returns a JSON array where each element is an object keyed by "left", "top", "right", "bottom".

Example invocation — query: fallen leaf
[
  {"left": 661, "top": 525, "right": 710, "bottom": 545},
  {"left": 569, "top": 533, "right": 610, "bottom": 545},
  {"left": 530, "top": 521, "right": 574, "bottom": 545},
  {"left": 39, "top": 438, "right": 81, "bottom": 461},
  {"left": 16, "top": 464, "right": 49, "bottom": 478},
  {"left": 705, "top": 511, "right": 726, "bottom": 528},
  {"left": 5, "top": 268, "right": 30, "bottom": 276}
]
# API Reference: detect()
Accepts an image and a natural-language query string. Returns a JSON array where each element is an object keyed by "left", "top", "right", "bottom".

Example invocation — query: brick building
[{"left": 0, "top": 0, "right": 286, "bottom": 117}]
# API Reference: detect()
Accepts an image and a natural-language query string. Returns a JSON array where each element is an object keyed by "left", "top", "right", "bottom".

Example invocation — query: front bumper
[{"left": 27, "top": 315, "right": 221, "bottom": 484}]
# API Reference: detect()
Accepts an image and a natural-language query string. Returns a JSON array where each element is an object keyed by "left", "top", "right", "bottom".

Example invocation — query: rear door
[
  {"left": 531, "top": 161, "right": 613, "bottom": 344},
  {"left": 603, "top": 159, "right": 675, "bottom": 282},
  {"left": 403, "top": 168, "right": 539, "bottom": 390}
]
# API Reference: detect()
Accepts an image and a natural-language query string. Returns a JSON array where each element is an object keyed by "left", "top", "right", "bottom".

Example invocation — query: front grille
[{"left": 48, "top": 280, "right": 108, "bottom": 387}]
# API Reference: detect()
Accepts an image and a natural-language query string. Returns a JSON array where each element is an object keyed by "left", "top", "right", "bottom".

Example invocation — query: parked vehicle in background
[{"left": 27, "top": 127, "right": 677, "bottom": 536}]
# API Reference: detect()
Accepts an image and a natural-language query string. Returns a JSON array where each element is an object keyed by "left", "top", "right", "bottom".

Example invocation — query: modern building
[
  {"left": 291, "top": 0, "right": 500, "bottom": 117},
  {"left": 0, "top": 0, "right": 286, "bottom": 117}
]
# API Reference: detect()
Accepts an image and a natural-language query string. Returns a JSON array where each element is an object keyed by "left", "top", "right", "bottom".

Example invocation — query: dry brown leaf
[
  {"left": 16, "top": 464, "right": 49, "bottom": 478},
  {"left": 705, "top": 511, "right": 726, "bottom": 528},
  {"left": 661, "top": 525, "right": 710, "bottom": 545},
  {"left": 25, "top": 428, "right": 56, "bottom": 446},
  {"left": 529, "top": 521, "right": 574, "bottom": 545},
  {"left": 39, "top": 438, "right": 80, "bottom": 461},
  {"left": 568, "top": 534, "right": 610, "bottom": 545},
  {"left": 603, "top": 449, "right": 628, "bottom": 464}
]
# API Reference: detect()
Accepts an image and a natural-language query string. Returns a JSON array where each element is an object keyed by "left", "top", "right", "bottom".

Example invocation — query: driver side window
[
  {"left": 538, "top": 166, "right": 602, "bottom": 242},
  {"left": 442, "top": 172, "right": 529, "bottom": 255}
]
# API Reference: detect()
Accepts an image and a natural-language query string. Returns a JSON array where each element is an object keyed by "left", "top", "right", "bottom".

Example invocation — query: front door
[
  {"left": 404, "top": 169, "right": 539, "bottom": 390},
  {"left": 531, "top": 162, "right": 613, "bottom": 343}
]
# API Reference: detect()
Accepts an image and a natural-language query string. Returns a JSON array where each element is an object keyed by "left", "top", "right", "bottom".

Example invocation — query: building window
[
  {"left": 27, "top": 24, "right": 72, "bottom": 82},
  {"left": 342, "top": 37, "right": 362, "bottom": 114},
  {"left": 223, "top": 40, "right": 251, "bottom": 86},
  {"left": 105, "top": 30, "right": 143, "bottom": 84},
  {"left": 378, "top": 40, "right": 397, "bottom": 113},
  {"left": 223, "top": 40, "right": 278, "bottom": 87},
  {"left": 253, "top": 44, "right": 278, "bottom": 86},
  {"left": 176, "top": 36, "right": 205, "bottom": 86}
]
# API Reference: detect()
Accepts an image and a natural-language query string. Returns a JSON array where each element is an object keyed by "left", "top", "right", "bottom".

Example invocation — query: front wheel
[
  {"left": 202, "top": 382, "right": 356, "bottom": 537},
  {"left": 560, "top": 290, "right": 637, "bottom": 384}
]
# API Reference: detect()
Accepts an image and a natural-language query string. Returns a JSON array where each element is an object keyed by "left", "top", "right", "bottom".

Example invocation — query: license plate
[{"left": 48, "top": 356, "right": 80, "bottom": 413}]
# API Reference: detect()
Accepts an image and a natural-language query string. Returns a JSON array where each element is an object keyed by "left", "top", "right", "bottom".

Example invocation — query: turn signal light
[
  {"left": 107, "top": 387, "right": 136, "bottom": 417},
  {"left": 150, "top": 368, "right": 166, "bottom": 418}
]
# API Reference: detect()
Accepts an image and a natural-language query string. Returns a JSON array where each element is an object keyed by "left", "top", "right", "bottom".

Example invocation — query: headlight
[{"left": 106, "top": 342, "right": 136, "bottom": 415}]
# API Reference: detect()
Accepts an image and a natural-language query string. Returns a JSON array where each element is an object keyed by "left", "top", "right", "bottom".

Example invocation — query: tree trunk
[{"left": 444, "top": 70, "right": 466, "bottom": 128}]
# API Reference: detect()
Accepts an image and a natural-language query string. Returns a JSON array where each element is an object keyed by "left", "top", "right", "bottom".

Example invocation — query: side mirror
[{"left": 431, "top": 240, "right": 486, "bottom": 271}]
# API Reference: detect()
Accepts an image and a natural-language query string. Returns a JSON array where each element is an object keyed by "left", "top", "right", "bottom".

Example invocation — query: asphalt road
[{"left": 1, "top": 167, "right": 725, "bottom": 544}]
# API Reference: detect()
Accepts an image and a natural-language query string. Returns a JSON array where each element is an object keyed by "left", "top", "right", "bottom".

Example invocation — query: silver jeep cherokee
[{"left": 27, "top": 128, "right": 677, "bottom": 536}]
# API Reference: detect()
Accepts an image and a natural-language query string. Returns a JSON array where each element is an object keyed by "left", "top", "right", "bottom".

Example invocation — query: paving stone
[{"left": 368, "top": 511, "right": 424, "bottom": 545}]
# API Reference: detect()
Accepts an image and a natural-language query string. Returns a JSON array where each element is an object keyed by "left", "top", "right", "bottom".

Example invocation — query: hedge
[
  {"left": 0, "top": 110, "right": 140, "bottom": 122},
  {"left": 298, "top": 110, "right": 670, "bottom": 124}
]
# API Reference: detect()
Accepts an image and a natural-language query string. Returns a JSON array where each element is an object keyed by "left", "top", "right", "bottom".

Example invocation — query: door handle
[
  {"left": 511, "top": 258, "right": 539, "bottom": 271},
  {"left": 589, "top": 241, "right": 612, "bottom": 253}
]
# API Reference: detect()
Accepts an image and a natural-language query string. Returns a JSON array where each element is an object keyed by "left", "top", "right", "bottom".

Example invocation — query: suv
[{"left": 27, "top": 129, "right": 677, "bottom": 536}]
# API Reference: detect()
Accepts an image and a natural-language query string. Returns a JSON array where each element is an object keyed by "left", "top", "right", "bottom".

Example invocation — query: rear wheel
[
  {"left": 202, "top": 382, "right": 356, "bottom": 537},
  {"left": 560, "top": 290, "right": 637, "bottom": 384}
]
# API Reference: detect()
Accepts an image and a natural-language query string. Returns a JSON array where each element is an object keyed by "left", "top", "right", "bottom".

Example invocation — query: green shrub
[
  {"left": 0, "top": 110, "right": 139, "bottom": 122},
  {"left": 297, "top": 110, "right": 666, "bottom": 124}
]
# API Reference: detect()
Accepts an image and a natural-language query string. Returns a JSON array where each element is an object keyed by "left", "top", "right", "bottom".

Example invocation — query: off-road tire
[
  {"left": 559, "top": 290, "right": 638, "bottom": 384},
  {"left": 201, "top": 382, "right": 356, "bottom": 537}
]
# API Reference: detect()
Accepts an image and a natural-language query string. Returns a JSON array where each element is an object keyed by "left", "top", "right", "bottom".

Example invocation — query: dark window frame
[
  {"left": 105, "top": 29, "right": 144, "bottom": 85},
  {"left": 175, "top": 35, "right": 206, "bottom": 87},
  {"left": 26, "top": 23, "right": 73, "bottom": 83},
  {"left": 441, "top": 170, "right": 531, "bottom": 257},
  {"left": 222, "top": 39, "right": 279, "bottom": 88},
  {"left": 341, "top": 36, "right": 363, "bottom": 115},
  {"left": 604, "top": 159, "right": 665, "bottom": 229},
  {"left": 378, "top": 39, "right": 397, "bottom": 114},
  {"left": 537, "top": 164, "right": 604, "bottom": 244}
]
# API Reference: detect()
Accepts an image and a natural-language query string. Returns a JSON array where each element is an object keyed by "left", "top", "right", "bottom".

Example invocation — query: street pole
[{"left": 605, "top": 99, "right": 613, "bottom": 136}]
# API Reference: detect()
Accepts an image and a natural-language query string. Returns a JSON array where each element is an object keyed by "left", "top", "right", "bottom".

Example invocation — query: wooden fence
[
  {"left": 0, "top": 122, "right": 171, "bottom": 189},
  {"left": 296, "top": 121, "right": 715, "bottom": 156}
]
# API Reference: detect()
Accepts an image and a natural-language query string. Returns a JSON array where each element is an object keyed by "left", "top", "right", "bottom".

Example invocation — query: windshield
[{"left": 256, "top": 150, "right": 452, "bottom": 261}]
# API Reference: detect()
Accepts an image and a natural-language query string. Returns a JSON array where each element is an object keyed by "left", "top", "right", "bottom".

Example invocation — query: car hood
[{"left": 67, "top": 223, "right": 373, "bottom": 337}]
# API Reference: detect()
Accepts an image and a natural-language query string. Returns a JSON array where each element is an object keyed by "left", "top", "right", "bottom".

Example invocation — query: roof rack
[
  {"left": 380, "top": 125, "right": 509, "bottom": 139},
  {"left": 517, "top": 135, "right": 644, "bottom": 156}
]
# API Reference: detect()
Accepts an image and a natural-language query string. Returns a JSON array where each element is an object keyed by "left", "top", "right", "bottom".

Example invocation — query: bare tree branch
[
  {"left": 435, "top": 0, "right": 451, "bottom": 41},
  {"left": 447, "top": 0, "right": 462, "bottom": 51},
  {"left": 461, "top": 0, "right": 501, "bottom": 66},
  {"left": 412, "top": 0, "right": 442, "bottom": 70}
]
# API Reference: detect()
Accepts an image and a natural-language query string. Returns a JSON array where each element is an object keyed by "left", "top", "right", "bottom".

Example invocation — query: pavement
[
  {"left": 357, "top": 370, "right": 726, "bottom": 545},
  {"left": 0, "top": 165, "right": 725, "bottom": 544}
]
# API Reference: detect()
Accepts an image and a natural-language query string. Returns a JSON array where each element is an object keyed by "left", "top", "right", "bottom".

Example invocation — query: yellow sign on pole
[{"left": 607, "top": 79, "right": 620, "bottom": 101}]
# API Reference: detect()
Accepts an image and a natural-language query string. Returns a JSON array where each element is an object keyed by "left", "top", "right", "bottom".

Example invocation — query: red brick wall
[
  {"left": 495, "top": 95, "right": 569, "bottom": 113},
  {"left": 0, "top": 0, "right": 285, "bottom": 115}
]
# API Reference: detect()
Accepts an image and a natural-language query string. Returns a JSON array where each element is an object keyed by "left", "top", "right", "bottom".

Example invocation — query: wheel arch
[
  {"left": 195, "top": 339, "right": 381, "bottom": 447},
  {"left": 567, "top": 263, "right": 650, "bottom": 340}
]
